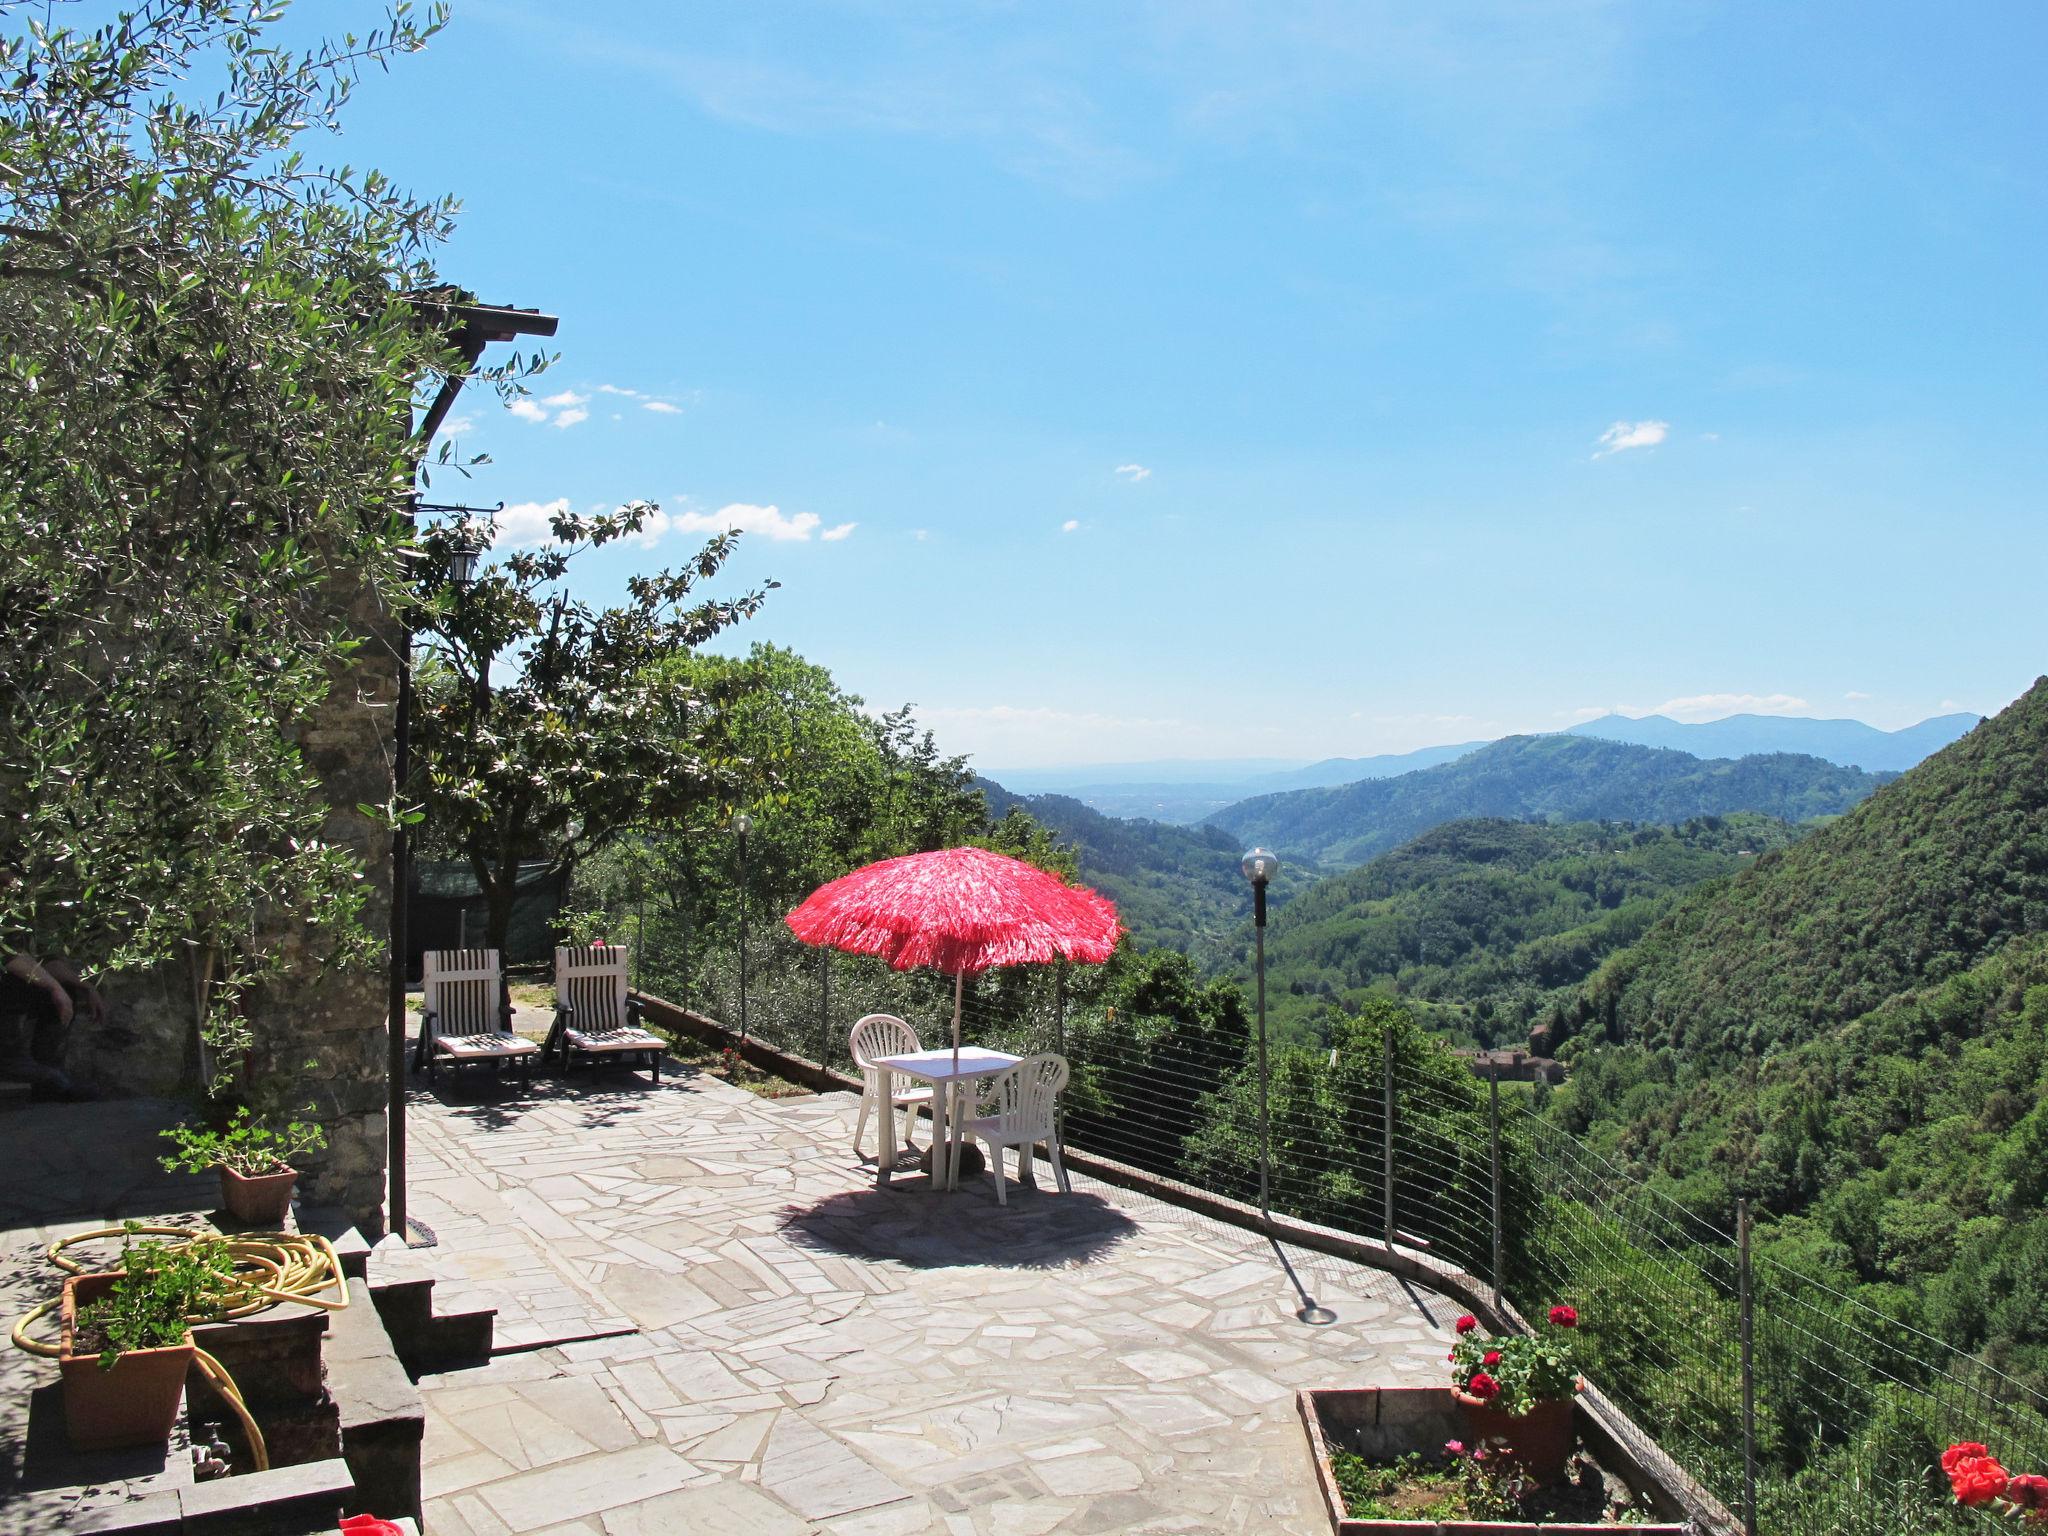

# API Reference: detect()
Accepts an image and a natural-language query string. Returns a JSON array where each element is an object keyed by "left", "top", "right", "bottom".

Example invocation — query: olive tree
[{"left": 0, "top": 1, "right": 525, "bottom": 1086}]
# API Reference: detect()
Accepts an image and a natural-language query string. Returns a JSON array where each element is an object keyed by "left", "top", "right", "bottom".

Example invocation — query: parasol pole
[{"left": 950, "top": 970, "right": 963, "bottom": 1070}]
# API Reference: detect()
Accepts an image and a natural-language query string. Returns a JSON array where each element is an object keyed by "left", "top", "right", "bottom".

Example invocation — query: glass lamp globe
[
  {"left": 733, "top": 812, "right": 754, "bottom": 838},
  {"left": 1240, "top": 847, "right": 1280, "bottom": 885},
  {"left": 446, "top": 543, "right": 479, "bottom": 587}
]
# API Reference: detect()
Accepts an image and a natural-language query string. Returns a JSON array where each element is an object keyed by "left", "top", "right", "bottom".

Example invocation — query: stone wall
[{"left": 69, "top": 582, "right": 398, "bottom": 1235}]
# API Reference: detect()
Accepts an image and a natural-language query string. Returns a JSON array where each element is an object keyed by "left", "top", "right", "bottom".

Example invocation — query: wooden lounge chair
[
  {"left": 544, "top": 943, "right": 666, "bottom": 1080},
  {"left": 414, "top": 948, "right": 540, "bottom": 1085}
]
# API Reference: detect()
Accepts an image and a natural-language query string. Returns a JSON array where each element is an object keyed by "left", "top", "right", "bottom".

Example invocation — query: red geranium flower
[
  {"left": 1944, "top": 1443, "right": 1991, "bottom": 1475},
  {"left": 1467, "top": 1372, "right": 1500, "bottom": 1401},
  {"left": 1949, "top": 1453, "right": 2011, "bottom": 1507},
  {"left": 1549, "top": 1304, "right": 1579, "bottom": 1328},
  {"left": 1455, "top": 1314, "right": 1478, "bottom": 1335},
  {"left": 2006, "top": 1473, "right": 2048, "bottom": 1512},
  {"left": 1483, "top": 1350, "right": 1502, "bottom": 1367}
]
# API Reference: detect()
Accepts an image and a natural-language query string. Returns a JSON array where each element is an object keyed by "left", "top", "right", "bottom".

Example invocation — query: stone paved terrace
[{"left": 386, "top": 1061, "right": 1465, "bottom": 1535}]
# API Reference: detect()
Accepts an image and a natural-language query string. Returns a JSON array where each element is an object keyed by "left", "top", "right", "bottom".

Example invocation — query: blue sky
[{"left": 314, "top": 1, "right": 2044, "bottom": 768}]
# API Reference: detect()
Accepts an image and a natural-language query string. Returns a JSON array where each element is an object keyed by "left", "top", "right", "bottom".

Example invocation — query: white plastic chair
[
  {"left": 849, "top": 1014, "right": 934, "bottom": 1164},
  {"left": 966, "top": 1052, "right": 1070, "bottom": 1205},
  {"left": 414, "top": 949, "right": 538, "bottom": 1085}
]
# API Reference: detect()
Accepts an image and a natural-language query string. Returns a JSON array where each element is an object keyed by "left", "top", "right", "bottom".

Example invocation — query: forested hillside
[
  {"left": 1550, "top": 680, "right": 2048, "bottom": 1385},
  {"left": 976, "top": 778, "right": 1317, "bottom": 962},
  {"left": 1249, "top": 814, "right": 1804, "bottom": 1043},
  {"left": 1205, "top": 734, "right": 1888, "bottom": 867},
  {"left": 1567, "top": 688, "right": 2035, "bottom": 1061}
]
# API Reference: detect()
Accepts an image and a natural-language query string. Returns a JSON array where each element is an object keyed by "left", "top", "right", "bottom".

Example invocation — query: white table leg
[
  {"left": 946, "top": 1081, "right": 964, "bottom": 1190},
  {"left": 931, "top": 1077, "right": 950, "bottom": 1189}
]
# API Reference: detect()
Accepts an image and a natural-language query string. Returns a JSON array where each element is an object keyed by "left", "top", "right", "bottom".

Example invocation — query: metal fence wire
[{"left": 643, "top": 944, "right": 2048, "bottom": 1536}]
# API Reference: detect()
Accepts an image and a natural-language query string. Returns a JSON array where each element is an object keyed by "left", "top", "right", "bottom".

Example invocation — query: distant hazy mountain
[
  {"left": 976, "top": 777, "right": 1315, "bottom": 962},
  {"left": 1204, "top": 735, "right": 1892, "bottom": 868},
  {"left": 984, "top": 742, "right": 1488, "bottom": 824},
  {"left": 1565, "top": 712, "right": 1977, "bottom": 772}
]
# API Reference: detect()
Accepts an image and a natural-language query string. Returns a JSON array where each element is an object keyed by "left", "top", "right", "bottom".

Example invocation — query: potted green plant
[
  {"left": 60, "top": 1234, "right": 243, "bottom": 1451},
  {"left": 1447, "top": 1304, "right": 1584, "bottom": 1485},
  {"left": 160, "top": 1106, "right": 326, "bottom": 1226}
]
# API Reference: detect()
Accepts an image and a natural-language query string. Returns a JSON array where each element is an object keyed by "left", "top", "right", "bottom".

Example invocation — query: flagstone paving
[{"left": 390, "top": 1062, "right": 1463, "bottom": 1534}]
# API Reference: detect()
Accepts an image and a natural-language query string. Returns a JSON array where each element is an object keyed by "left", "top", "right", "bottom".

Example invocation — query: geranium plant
[
  {"left": 1944, "top": 1442, "right": 2048, "bottom": 1524},
  {"left": 160, "top": 1106, "right": 326, "bottom": 1179},
  {"left": 73, "top": 1234, "right": 245, "bottom": 1369},
  {"left": 1449, "top": 1304, "right": 1583, "bottom": 1416}
]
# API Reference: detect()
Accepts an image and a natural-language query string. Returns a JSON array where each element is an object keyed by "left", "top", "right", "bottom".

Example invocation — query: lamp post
[
  {"left": 1240, "top": 847, "right": 1279, "bottom": 1221},
  {"left": 1243, "top": 846, "right": 1337, "bottom": 1326},
  {"left": 734, "top": 812, "right": 752, "bottom": 1045}
]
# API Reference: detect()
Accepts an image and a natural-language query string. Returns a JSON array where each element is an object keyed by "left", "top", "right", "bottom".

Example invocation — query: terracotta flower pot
[
  {"left": 219, "top": 1163, "right": 297, "bottom": 1226},
  {"left": 59, "top": 1272, "right": 195, "bottom": 1452},
  {"left": 1452, "top": 1386, "right": 1577, "bottom": 1486}
]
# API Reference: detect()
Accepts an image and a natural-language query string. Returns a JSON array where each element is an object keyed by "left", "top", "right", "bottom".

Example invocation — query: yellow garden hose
[{"left": 10, "top": 1226, "right": 352, "bottom": 1473}]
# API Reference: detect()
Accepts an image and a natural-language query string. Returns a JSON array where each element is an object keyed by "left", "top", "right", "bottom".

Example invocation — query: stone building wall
[{"left": 68, "top": 584, "right": 398, "bottom": 1235}]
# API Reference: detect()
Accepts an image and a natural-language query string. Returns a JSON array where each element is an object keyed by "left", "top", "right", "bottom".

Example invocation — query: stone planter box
[{"left": 1297, "top": 1387, "right": 1691, "bottom": 1535}]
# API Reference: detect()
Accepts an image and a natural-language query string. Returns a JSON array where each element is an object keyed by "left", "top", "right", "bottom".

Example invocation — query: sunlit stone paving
[{"left": 390, "top": 1066, "right": 1462, "bottom": 1534}]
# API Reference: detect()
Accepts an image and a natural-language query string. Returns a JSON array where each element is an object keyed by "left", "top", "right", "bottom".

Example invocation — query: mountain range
[
  {"left": 1203, "top": 734, "right": 1892, "bottom": 868},
  {"left": 994, "top": 711, "right": 1974, "bottom": 822},
  {"left": 1563, "top": 710, "right": 1977, "bottom": 772}
]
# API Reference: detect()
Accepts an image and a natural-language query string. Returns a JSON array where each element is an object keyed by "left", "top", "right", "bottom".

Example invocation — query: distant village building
[{"left": 1455, "top": 1046, "right": 1566, "bottom": 1085}]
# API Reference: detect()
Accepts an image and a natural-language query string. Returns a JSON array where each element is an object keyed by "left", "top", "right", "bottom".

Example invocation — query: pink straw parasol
[{"left": 784, "top": 846, "right": 1123, "bottom": 1066}]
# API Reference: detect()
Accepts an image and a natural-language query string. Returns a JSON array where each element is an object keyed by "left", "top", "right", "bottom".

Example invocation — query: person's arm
[{"left": 5, "top": 952, "right": 74, "bottom": 1027}]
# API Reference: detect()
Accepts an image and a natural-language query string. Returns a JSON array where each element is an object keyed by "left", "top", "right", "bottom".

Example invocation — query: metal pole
[
  {"left": 634, "top": 868, "right": 645, "bottom": 993},
  {"left": 819, "top": 947, "right": 830, "bottom": 1068},
  {"left": 1254, "top": 883, "right": 1271, "bottom": 1224},
  {"left": 1382, "top": 1027, "right": 1395, "bottom": 1250},
  {"left": 1488, "top": 1071, "right": 1504, "bottom": 1309},
  {"left": 1739, "top": 1197, "right": 1759, "bottom": 1536},
  {"left": 387, "top": 621, "right": 411, "bottom": 1245},
  {"left": 737, "top": 833, "right": 749, "bottom": 1045}
]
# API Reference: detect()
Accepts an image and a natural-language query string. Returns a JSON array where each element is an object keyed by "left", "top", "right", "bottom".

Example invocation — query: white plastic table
[{"left": 870, "top": 1046, "right": 1023, "bottom": 1191}]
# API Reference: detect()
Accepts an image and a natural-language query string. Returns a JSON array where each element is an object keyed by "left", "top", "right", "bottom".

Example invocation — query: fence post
[
  {"left": 819, "top": 948, "right": 831, "bottom": 1069},
  {"left": 1738, "top": 1197, "right": 1758, "bottom": 1536},
  {"left": 1488, "top": 1070, "right": 1503, "bottom": 1310},
  {"left": 1382, "top": 1028, "right": 1395, "bottom": 1251}
]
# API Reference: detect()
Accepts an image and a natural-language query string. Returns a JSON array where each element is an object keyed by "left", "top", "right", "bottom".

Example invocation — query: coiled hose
[{"left": 11, "top": 1225, "right": 351, "bottom": 1472}]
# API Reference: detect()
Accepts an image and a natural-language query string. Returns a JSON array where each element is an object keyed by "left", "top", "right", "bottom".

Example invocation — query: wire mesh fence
[{"left": 641, "top": 938, "right": 2046, "bottom": 1535}]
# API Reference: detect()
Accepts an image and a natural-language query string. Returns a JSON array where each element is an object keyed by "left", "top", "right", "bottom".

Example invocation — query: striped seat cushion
[
  {"left": 564, "top": 1026, "right": 664, "bottom": 1053},
  {"left": 436, "top": 1032, "right": 539, "bottom": 1058}
]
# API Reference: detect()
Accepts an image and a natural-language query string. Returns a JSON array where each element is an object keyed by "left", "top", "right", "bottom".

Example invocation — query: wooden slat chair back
[
  {"left": 546, "top": 944, "right": 666, "bottom": 1081},
  {"left": 414, "top": 948, "right": 538, "bottom": 1084}
]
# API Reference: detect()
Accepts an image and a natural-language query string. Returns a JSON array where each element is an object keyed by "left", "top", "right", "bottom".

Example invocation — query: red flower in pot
[{"left": 1447, "top": 1303, "right": 1584, "bottom": 1486}]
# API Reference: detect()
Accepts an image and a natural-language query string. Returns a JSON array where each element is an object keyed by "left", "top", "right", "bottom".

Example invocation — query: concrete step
[
  {"left": 366, "top": 1268, "right": 496, "bottom": 1375},
  {"left": 22, "top": 1456, "right": 353, "bottom": 1535},
  {"left": 327, "top": 1277, "right": 424, "bottom": 1526}
]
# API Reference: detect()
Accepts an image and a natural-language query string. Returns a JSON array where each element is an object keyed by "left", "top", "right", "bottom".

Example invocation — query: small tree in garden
[
  {"left": 410, "top": 505, "right": 772, "bottom": 955},
  {"left": 0, "top": 1, "right": 530, "bottom": 1089}
]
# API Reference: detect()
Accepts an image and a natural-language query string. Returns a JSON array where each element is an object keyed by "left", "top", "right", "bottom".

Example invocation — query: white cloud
[
  {"left": 821, "top": 522, "right": 857, "bottom": 541},
  {"left": 1700, "top": 431, "right": 1721, "bottom": 442},
  {"left": 671, "top": 502, "right": 852, "bottom": 543},
  {"left": 597, "top": 384, "right": 642, "bottom": 397},
  {"left": 914, "top": 529, "right": 929, "bottom": 542},
  {"left": 642, "top": 400, "right": 682, "bottom": 414},
  {"left": 494, "top": 498, "right": 572, "bottom": 548},
  {"left": 1061, "top": 519, "right": 1081, "bottom": 533},
  {"left": 440, "top": 414, "right": 477, "bottom": 440},
  {"left": 507, "top": 399, "right": 549, "bottom": 423},
  {"left": 1845, "top": 690, "right": 1872, "bottom": 701},
  {"left": 551, "top": 407, "right": 590, "bottom": 429},
  {"left": 1592, "top": 419, "right": 1669, "bottom": 458},
  {"left": 541, "top": 390, "right": 589, "bottom": 408},
  {"left": 1114, "top": 463, "right": 1152, "bottom": 483}
]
